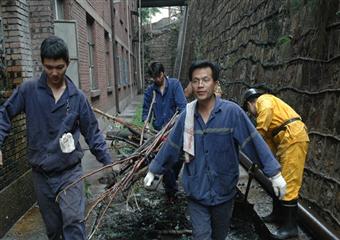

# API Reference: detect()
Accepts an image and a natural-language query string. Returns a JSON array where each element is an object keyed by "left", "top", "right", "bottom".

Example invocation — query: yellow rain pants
[{"left": 255, "top": 94, "right": 309, "bottom": 201}]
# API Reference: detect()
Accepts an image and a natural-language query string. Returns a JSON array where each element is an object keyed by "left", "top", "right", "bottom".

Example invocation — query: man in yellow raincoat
[{"left": 243, "top": 88, "right": 309, "bottom": 240}]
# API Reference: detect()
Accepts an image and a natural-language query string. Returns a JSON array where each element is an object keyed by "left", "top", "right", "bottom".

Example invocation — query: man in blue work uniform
[
  {"left": 0, "top": 36, "right": 112, "bottom": 239},
  {"left": 142, "top": 62, "right": 187, "bottom": 201},
  {"left": 144, "top": 60, "right": 287, "bottom": 240}
]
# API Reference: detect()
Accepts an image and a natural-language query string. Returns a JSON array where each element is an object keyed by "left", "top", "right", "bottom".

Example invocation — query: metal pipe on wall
[
  {"left": 126, "top": 0, "right": 133, "bottom": 99},
  {"left": 110, "top": 0, "right": 120, "bottom": 114},
  {"left": 138, "top": 0, "right": 143, "bottom": 92}
]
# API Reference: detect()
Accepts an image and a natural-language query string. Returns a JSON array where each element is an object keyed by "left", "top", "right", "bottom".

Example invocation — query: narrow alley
[{"left": 0, "top": 0, "right": 339, "bottom": 240}]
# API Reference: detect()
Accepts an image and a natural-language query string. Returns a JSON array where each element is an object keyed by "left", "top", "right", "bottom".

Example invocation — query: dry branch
[{"left": 59, "top": 111, "right": 179, "bottom": 239}]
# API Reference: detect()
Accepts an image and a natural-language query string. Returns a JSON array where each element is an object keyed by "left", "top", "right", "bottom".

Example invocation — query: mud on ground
[{"left": 89, "top": 180, "right": 261, "bottom": 240}]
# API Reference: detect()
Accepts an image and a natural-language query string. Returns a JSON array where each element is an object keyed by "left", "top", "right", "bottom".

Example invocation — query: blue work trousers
[
  {"left": 32, "top": 164, "right": 86, "bottom": 240},
  {"left": 188, "top": 198, "right": 234, "bottom": 240}
]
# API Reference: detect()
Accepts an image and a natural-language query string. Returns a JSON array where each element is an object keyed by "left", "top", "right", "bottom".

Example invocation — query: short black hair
[
  {"left": 40, "top": 36, "right": 69, "bottom": 64},
  {"left": 189, "top": 60, "right": 220, "bottom": 81},
  {"left": 148, "top": 62, "right": 164, "bottom": 78}
]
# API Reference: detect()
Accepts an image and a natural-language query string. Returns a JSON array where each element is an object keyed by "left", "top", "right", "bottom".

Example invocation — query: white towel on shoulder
[{"left": 183, "top": 100, "right": 197, "bottom": 163}]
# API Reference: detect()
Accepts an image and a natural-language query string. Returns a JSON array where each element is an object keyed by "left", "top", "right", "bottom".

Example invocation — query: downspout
[
  {"left": 176, "top": 5, "right": 189, "bottom": 80},
  {"left": 126, "top": 0, "right": 133, "bottom": 98},
  {"left": 110, "top": 0, "right": 120, "bottom": 113},
  {"left": 138, "top": 0, "right": 143, "bottom": 91}
]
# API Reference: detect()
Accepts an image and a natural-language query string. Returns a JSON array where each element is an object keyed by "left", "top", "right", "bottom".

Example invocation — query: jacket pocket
[
  {"left": 210, "top": 131, "right": 232, "bottom": 152},
  {"left": 183, "top": 173, "right": 209, "bottom": 201},
  {"left": 213, "top": 172, "right": 238, "bottom": 197}
]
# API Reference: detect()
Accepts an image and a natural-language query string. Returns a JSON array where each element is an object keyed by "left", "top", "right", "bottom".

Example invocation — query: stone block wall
[
  {"left": 144, "top": 22, "right": 180, "bottom": 79},
  {"left": 182, "top": 0, "right": 340, "bottom": 231}
]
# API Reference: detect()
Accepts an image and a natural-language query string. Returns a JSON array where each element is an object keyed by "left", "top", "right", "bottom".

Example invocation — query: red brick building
[{"left": 0, "top": 0, "right": 140, "bottom": 236}]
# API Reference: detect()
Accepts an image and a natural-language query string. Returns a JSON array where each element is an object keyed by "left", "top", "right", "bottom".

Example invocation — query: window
[
  {"left": 54, "top": 0, "right": 64, "bottom": 20},
  {"left": 87, "top": 17, "right": 97, "bottom": 90}
]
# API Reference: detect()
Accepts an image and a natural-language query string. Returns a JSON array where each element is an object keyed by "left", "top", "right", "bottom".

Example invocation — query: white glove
[
  {"left": 0, "top": 150, "right": 3, "bottom": 166},
  {"left": 59, "top": 133, "right": 75, "bottom": 153},
  {"left": 270, "top": 172, "right": 287, "bottom": 200},
  {"left": 144, "top": 171, "right": 155, "bottom": 187}
]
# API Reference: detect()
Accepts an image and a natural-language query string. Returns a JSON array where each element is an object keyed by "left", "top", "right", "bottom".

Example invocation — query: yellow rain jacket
[{"left": 256, "top": 94, "right": 309, "bottom": 200}]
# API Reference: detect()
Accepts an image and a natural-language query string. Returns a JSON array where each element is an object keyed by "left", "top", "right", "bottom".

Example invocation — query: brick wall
[
  {"left": 65, "top": 0, "right": 117, "bottom": 111},
  {"left": 113, "top": 0, "right": 138, "bottom": 110},
  {"left": 87, "top": 0, "right": 116, "bottom": 111},
  {"left": 0, "top": 0, "right": 35, "bottom": 236},
  {"left": 0, "top": 0, "right": 32, "bottom": 191},
  {"left": 66, "top": 1, "right": 89, "bottom": 92},
  {"left": 91, "top": 21, "right": 109, "bottom": 108},
  {"left": 182, "top": 0, "right": 340, "bottom": 231},
  {"left": 28, "top": 0, "right": 54, "bottom": 76}
]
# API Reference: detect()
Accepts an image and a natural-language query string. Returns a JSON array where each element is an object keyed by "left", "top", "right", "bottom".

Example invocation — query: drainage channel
[
  {"left": 3, "top": 155, "right": 335, "bottom": 240},
  {"left": 238, "top": 152, "right": 339, "bottom": 240},
  {"left": 90, "top": 163, "right": 310, "bottom": 240},
  {"left": 236, "top": 164, "right": 313, "bottom": 240}
]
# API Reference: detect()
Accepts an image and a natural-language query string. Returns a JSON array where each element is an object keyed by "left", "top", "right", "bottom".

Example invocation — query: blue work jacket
[
  {"left": 149, "top": 97, "right": 281, "bottom": 206},
  {"left": 0, "top": 72, "right": 112, "bottom": 173},
  {"left": 142, "top": 77, "right": 187, "bottom": 130}
]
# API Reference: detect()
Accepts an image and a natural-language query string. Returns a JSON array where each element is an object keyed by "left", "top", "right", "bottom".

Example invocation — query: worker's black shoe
[
  {"left": 271, "top": 200, "right": 298, "bottom": 240},
  {"left": 272, "top": 225, "right": 298, "bottom": 240},
  {"left": 261, "top": 199, "right": 282, "bottom": 224}
]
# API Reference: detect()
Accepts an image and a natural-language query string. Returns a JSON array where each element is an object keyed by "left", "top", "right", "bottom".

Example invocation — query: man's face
[
  {"left": 43, "top": 58, "right": 68, "bottom": 85},
  {"left": 191, "top": 67, "right": 216, "bottom": 102},
  {"left": 152, "top": 72, "right": 165, "bottom": 87},
  {"left": 247, "top": 101, "right": 257, "bottom": 116}
]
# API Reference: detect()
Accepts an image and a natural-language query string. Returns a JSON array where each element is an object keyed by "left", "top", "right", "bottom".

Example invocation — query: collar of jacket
[
  {"left": 194, "top": 96, "right": 223, "bottom": 119},
  {"left": 38, "top": 71, "right": 78, "bottom": 97},
  {"left": 152, "top": 76, "right": 169, "bottom": 94}
]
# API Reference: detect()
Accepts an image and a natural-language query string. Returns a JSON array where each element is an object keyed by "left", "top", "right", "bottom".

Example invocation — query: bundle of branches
[
  {"left": 93, "top": 107, "right": 157, "bottom": 153},
  {"left": 93, "top": 107, "right": 144, "bottom": 138},
  {"left": 56, "top": 110, "right": 179, "bottom": 239}
]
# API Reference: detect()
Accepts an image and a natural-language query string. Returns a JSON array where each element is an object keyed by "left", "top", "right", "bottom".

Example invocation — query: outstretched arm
[
  {"left": 79, "top": 96, "right": 112, "bottom": 165},
  {"left": 0, "top": 87, "right": 25, "bottom": 147},
  {"left": 149, "top": 115, "right": 184, "bottom": 174},
  {"left": 233, "top": 106, "right": 286, "bottom": 199},
  {"left": 0, "top": 86, "right": 26, "bottom": 166},
  {"left": 232, "top": 106, "right": 280, "bottom": 177},
  {"left": 144, "top": 113, "right": 185, "bottom": 186}
]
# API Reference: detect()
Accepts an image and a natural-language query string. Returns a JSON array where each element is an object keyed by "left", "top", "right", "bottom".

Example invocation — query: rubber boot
[
  {"left": 261, "top": 199, "right": 282, "bottom": 224},
  {"left": 271, "top": 200, "right": 298, "bottom": 240}
]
